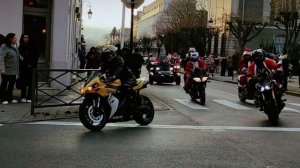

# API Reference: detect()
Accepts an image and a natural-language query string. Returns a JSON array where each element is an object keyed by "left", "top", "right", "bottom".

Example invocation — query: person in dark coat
[
  {"left": 129, "top": 48, "right": 144, "bottom": 78},
  {"left": 78, "top": 45, "right": 86, "bottom": 69},
  {"left": 0, "top": 33, "right": 20, "bottom": 104},
  {"left": 18, "top": 34, "right": 39, "bottom": 103},
  {"left": 85, "top": 47, "right": 101, "bottom": 69},
  {"left": 220, "top": 57, "right": 227, "bottom": 76},
  {"left": 0, "top": 34, "right": 4, "bottom": 46}
]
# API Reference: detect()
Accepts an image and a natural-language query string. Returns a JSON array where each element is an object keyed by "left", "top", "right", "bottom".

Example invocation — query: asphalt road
[{"left": 1, "top": 67, "right": 300, "bottom": 168}]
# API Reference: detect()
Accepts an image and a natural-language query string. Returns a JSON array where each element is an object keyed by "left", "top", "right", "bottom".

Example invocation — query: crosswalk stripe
[
  {"left": 213, "top": 99, "right": 252, "bottom": 110},
  {"left": 283, "top": 107, "right": 300, "bottom": 114},
  {"left": 25, "top": 121, "right": 300, "bottom": 132},
  {"left": 288, "top": 103, "right": 300, "bottom": 107},
  {"left": 174, "top": 99, "right": 208, "bottom": 109}
]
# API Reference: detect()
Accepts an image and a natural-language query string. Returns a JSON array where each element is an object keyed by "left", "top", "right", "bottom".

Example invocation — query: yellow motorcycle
[{"left": 79, "top": 71, "right": 154, "bottom": 131}]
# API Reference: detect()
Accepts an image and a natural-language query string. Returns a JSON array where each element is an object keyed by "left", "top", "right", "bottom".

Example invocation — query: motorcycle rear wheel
[
  {"left": 238, "top": 88, "right": 246, "bottom": 102},
  {"left": 135, "top": 95, "right": 155, "bottom": 125},
  {"left": 79, "top": 99, "right": 107, "bottom": 131}
]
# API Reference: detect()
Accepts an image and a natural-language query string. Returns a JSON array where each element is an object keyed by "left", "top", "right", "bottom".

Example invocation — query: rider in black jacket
[{"left": 100, "top": 45, "right": 136, "bottom": 95}]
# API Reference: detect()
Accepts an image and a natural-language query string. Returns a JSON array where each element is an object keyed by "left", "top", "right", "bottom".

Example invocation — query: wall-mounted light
[{"left": 83, "top": 1, "right": 93, "bottom": 19}]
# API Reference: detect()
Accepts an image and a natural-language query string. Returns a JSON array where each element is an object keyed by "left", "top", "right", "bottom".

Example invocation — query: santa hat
[
  {"left": 244, "top": 48, "right": 251, "bottom": 52},
  {"left": 243, "top": 51, "right": 251, "bottom": 56}
]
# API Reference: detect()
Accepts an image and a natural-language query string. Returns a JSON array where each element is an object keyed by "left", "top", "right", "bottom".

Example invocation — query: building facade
[
  {"left": 137, "top": 0, "right": 172, "bottom": 39},
  {"left": 0, "top": 0, "right": 81, "bottom": 71},
  {"left": 0, "top": 0, "right": 82, "bottom": 86}
]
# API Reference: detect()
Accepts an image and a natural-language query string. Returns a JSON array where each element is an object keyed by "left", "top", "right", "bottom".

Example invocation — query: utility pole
[{"left": 121, "top": 4, "right": 126, "bottom": 49}]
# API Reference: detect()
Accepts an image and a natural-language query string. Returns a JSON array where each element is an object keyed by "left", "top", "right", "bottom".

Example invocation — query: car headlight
[
  {"left": 193, "top": 77, "right": 201, "bottom": 82},
  {"left": 156, "top": 67, "right": 160, "bottom": 70},
  {"left": 170, "top": 67, "right": 174, "bottom": 71},
  {"left": 150, "top": 72, "right": 154, "bottom": 75},
  {"left": 150, "top": 67, "right": 154, "bottom": 70}
]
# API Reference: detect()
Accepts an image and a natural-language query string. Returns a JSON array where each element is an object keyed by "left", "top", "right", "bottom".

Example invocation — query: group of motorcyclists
[{"left": 80, "top": 44, "right": 288, "bottom": 127}]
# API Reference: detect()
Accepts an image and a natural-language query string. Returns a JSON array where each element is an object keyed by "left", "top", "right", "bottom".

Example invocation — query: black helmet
[
  {"left": 102, "top": 45, "right": 117, "bottom": 62},
  {"left": 252, "top": 49, "right": 265, "bottom": 65}
]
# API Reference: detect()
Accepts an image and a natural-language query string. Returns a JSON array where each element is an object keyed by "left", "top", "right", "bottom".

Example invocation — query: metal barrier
[{"left": 31, "top": 68, "right": 97, "bottom": 115}]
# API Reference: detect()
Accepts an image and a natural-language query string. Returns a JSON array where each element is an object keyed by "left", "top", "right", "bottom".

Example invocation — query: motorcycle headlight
[
  {"left": 156, "top": 67, "right": 160, "bottom": 71},
  {"left": 170, "top": 67, "right": 174, "bottom": 71},
  {"left": 150, "top": 67, "right": 154, "bottom": 70},
  {"left": 260, "top": 87, "right": 265, "bottom": 92},
  {"left": 264, "top": 85, "right": 271, "bottom": 90},
  {"left": 87, "top": 86, "right": 93, "bottom": 91},
  {"left": 150, "top": 72, "right": 154, "bottom": 75},
  {"left": 193, "top": 77, "right": 201, "bottom": 82},
  {"left": 202, "top": 77, "right": 208, "bottom": 82}
]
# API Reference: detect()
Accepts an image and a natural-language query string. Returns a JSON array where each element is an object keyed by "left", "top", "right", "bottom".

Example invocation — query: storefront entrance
[{"left": 23, "top": 0, "right": 52, "bottom": 69}]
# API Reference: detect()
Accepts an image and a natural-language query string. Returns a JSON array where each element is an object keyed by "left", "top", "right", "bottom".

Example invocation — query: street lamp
[
  {"left": 121, "top": 0, "right": 145, "bottom": 53},
  {"left": 83, "top": 1, "right": 93, "bottom": 19}
]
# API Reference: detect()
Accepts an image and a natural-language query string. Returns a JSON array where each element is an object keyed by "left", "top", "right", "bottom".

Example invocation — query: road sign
[{"left": 121, "top": 0, "right": 144, "bottom": 9}]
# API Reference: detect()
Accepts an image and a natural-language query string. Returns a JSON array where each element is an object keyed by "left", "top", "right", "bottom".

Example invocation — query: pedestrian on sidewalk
[
  {"left": 298, "top": 59, "right": 300, "bottom": 87},
  {"left": 18, "top": 34, "right": 39, "bottom": 103},
  {"left": 85, "top": 47, "right": 101, "bottom": 69},
  {"left": 0, "top": 33, "right": 20, "bottom": 104},
  {"left": 220, "top": 57, "right": 227, "bottom": 76},
  {"left": 227, "top": 56, "right": 233, "bottom": 76}
]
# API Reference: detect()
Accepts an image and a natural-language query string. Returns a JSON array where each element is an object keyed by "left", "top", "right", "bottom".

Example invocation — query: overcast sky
[{"left": 82, "top": 0, "right": 155, "bottom": 28}]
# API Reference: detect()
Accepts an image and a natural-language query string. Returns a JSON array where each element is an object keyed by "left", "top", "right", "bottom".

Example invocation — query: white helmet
[
  {"left": 188, "top": 47, "right": 196, "bottom": 52},
  {"left": 190, "top": 52, "right": 199, "bottom": 62}
]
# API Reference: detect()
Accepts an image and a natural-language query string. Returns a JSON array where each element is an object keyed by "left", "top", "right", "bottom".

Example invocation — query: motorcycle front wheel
[
  {"left": 79, "top": 99, "right": 108, "bottom": 131},
  {"left": 264, "top": 99, "right": 279, "bottom": 126},
  {"left": 135, "top": 95, "right": 155, "bottom": 125},
  {"left": 199, "top": 85, "right": 206, "bottom": 105}
]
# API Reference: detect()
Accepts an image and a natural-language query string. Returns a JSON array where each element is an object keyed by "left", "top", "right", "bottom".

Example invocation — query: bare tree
[
  {"left": 227, "top": 17, "right": 267, "bottom": 54},
  {"left": 154, "top": 0, "right": 208, "bottom": 55},
  {"left": 275, "top": 11, "right": 300, "bottom": 53},
  {"left": 139, "top": 35, "right": 155, "bottom": 55}
]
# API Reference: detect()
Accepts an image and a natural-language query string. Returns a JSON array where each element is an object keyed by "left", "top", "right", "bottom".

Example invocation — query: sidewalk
[
  {"left": 210, "top": 71, "right": 300, "bottom": 97},
  {"left": 0, "top": 90, "right": 171, "bottom": 124}
]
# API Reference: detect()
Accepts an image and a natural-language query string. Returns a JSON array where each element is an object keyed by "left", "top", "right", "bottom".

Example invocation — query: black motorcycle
[
  {"left": 187, "top": 68, "right": 208, "bottom": 105},
  {"left": 255, "top": 73, "right": 285, "bottom": 125}
]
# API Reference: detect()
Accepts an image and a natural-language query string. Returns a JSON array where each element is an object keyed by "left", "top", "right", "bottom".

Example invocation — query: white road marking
[
  {"left": 288, "top": 103, "right": 300, "bottom": 107},
  {"left": 174, "top": 99, "right": 208, "bottom": 109},
  {"left": 215, "top": 90, "right": 237, "bottom": 97},
  {"left": 0, "top": 124, "right": 3, "bottom": 127},
  {"left": 213, "top": 99, "right": 252, "bottom": 110},
  {"left": 283, "top": 107, "right": 300, "bottom": 114},
  {"left": 25, "top": 121, "right": 300, "bottom": 132}
]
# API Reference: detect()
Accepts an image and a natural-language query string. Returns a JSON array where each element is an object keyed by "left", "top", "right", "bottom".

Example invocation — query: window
[{"left": 274, "top": 35, "right": 285, "bottom": 53}]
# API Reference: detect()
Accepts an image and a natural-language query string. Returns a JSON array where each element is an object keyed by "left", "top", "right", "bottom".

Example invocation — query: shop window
[{"left": 274, "top": 35, "right": 285, "bottom": 53}]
